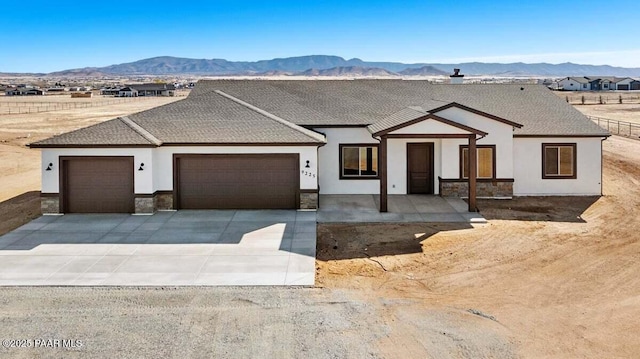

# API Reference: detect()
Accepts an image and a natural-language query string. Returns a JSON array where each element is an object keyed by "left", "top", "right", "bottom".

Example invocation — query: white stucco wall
[
  {"left": 513, "top": 137, "right": 604, "bottom": 195},
  {"left": 387, "top": 139, "right": 441, "bottom": 194},
  {"left": 40, "top": 148, "right": 154, "bottom": 194},
  {"left": 559, "top": 79, "right": 589, "bottom": 91},
  {"left": 313, "top": 127, "right": 379, "bottom": 194},
  {"left": 153, "top": 146, "right": 319, "bottom": 192},
  {"left": 40, "top": 146, "right": 318, "bottom": 196},
  {"left": 432, "top": 107, "right": 515, "bottom": 179}
]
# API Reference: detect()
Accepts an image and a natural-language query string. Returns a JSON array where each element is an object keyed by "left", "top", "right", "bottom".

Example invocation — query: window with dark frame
[
  {"left": 460, "top": 145, "right": 496, "bottom": 179},
  {"left": 542, "top": 143, "right": 576, "bottom": 179},
  {"left": 340, "top": 144, "right": 379, "bottom": 179}
]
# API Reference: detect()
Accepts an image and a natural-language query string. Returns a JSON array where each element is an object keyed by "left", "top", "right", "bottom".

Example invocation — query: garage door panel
[
  {"left": 177, "top": 154, "right": 298, "bottom": 209},
  {"left": 64, "top": 157, "right": 134, "bottom": 213}
]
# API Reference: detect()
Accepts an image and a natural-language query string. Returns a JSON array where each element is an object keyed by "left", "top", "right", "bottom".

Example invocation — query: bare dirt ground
[
  {"left": 574, "top": 103, "right": 640, "bottom": 124},
  {"left": 317, "top": 135, "right": 640, "bottom": 358}
]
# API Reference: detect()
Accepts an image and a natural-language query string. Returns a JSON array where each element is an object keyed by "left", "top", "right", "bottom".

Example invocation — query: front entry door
[{"left": 407, "top": 143, "right": 434, "bottom": 194}]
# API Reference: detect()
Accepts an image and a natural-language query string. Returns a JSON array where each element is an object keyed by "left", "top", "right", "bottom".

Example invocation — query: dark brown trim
[
  {"left": 40, "top": 192, "right": 59, "bottom": 198},
  {"left": 338, "top": 143, "right": 381, "bottom": 180},
  {"left": 468, "top": 135, "right": 477, "bottom": 212},
  {"left": 372, "top": 113, "right": 487, "bottom": 137},
  {"left": 153, "top": 190, "right": 173, "bottom": 196},
  {"left": 172, "top": 153, "right": 301, "bottom": 210},
  {"left": 29, "top": 144, "right": 157, "bottom": 148},
  {"left": 307, "top": 124, "right": 369, "bottom": 128},
  {"left": 514, "top": 134, "right": 610, "bottom": 138},
  {"left": 542, "top": 143, "right": 577, "bottom": 179},
  {"left": 59, "top": 156, "right": 135, "bottom": 213},
  {"left": 299, "top": 189, "right": 319, "bottom": 194},
  {"left": 379, "top": 137, "right": 388, "bottom": 212},
  {"left": 429, "top": 102, "right": 523, "bottom": 128},
  {"left": 406, "top": 142, "right": 435, "bottom": 195},
  {"left": 438, "top": 177, "right": 514, "bottom": 183},
  {"left": 459, "top": 144, "right": 497, "bottom": 180},
  {"left": 384, "top": 134, "right": 475, "bottom": 139},
  {"left": 162, "top": 142, "right": 324, "bottom": 147}
]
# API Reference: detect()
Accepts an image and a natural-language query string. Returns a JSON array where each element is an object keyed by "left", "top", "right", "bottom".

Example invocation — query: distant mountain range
[{"left": 5, "top": 55, "right": 640, "bottom": 77}]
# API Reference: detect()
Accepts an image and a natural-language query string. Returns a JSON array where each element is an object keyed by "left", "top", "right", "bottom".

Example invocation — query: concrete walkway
[
  {"left": 318, "top": 195, "right": 486, "bottom": 223},
  {"left": 0, "top": 210, "right": 316, "bottom": 286}
]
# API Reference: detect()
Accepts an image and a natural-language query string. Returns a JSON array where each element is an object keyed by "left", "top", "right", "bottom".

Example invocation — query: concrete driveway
[{"left": 0, "top": 210, "right": 316, "bottom": 286}]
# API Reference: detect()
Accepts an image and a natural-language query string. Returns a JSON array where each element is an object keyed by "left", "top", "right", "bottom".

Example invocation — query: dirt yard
[
  {"left": 0, "top": 95, "right": 183, "bottom": 233},
  {"left": 317, "top": 135, "right": 640, "bottom": 358}
]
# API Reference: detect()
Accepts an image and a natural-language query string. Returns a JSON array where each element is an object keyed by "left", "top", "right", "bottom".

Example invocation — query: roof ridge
[
  {"left": 213, "top": 90, "right": 326, "bottom": 143},
  {"left": 119, "top": 116, "right": 162, "bottom": 146}
]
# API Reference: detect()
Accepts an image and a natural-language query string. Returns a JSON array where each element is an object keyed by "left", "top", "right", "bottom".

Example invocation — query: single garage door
[
  {"left": 175, "top": 154, "right": 299, "bottom": 209},
  {"left": 62, "top": 157, "right": 135, "bottom": 213},
  {"left": 618, "top": 84, "right": 629, "bottom": 90}
]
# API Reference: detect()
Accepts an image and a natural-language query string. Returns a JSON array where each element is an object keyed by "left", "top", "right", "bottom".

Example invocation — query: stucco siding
[
  {"left": 314, "top": 127, "right": 379, "bottom": 194},
  {"left": 41, "top": 148, "right": 153, "bottom": 194},
  {"left": 434, "top": 107, "right": 515, "bottom": 179},
  {"left": 513, "top": 137, "right": 603, "bottom": 195}
]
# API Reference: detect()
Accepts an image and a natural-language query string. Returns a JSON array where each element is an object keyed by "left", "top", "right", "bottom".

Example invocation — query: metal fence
[
  {"left": 0, "top": 97, "right": 149, "bottom": 115},
  {"left": 589, "top": 116, "right": 640, "bottom": 138}
]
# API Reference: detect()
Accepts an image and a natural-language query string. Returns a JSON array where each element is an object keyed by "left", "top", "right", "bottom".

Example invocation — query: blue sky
[{"left": 2, "top": 0, "right": 639, "bottom": 72}]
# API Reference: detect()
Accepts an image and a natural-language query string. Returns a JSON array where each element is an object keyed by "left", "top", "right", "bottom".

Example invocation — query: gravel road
[{"left": 0, "top": 287, "right": 514, "bottom": 358}]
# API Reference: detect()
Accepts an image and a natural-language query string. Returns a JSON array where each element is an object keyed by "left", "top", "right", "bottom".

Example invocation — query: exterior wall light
[
  {"left": 138, "top": 163, "right": 145, "bottom": 171},
  {"left": 45, "top": 163, "right": 53, "bottom": 171},
  {"left": 305, "top": 160, "right": 311, "bottom": 168}
]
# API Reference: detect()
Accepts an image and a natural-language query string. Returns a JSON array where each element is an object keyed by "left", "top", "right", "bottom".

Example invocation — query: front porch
[{"left": 317, "top": 195, "right": 486, "bottom": 223}]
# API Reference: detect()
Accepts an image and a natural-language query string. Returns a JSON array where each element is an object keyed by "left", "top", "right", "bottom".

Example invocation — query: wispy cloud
[{"left": 427, "top": 49, "right": 640, "bottom": 68}]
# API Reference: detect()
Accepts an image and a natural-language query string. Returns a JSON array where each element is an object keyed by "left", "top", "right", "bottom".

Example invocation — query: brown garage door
[
  {"left": 62, "top": 157, "right": 134, "bottom": 213},
  {"left": 175, "top": 154, "right": 299, "bottom": 209},
  {"left": 618, "top": 84, "right": 629, "bottom": 90}
]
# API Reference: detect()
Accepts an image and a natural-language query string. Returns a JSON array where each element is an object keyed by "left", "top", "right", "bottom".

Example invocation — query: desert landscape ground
[{"left": 0, "top": 90, "right": 638, "bottom": 357}]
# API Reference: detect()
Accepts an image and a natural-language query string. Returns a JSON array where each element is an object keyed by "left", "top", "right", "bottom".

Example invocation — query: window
[
  {"left": 543, "top": 143, "right": 576, "bottom": 179},
  {"left": 340, "top": 144, "right": 379, "bottom": 179},
  {"left": 460, "top": 145, "right": 496, "bottom": 179},
  {"left": 582, "top": 84, "right": 587, "bottom": 88}
]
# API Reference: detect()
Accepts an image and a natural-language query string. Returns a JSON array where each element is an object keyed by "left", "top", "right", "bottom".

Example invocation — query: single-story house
[
  {"left": 117, "top": 83, "right": 176, "bottom": 97},
  {"left": 5, "top": 87, "right": 44, "bottom": 96},
  {"left": 558, "top": 77, "right": 591, "bottom": 91},
  {"left": 29, "top": 80, "right": 610, "bottom": 215},
  {"left": 559, "top": 76, "right": 638, "bottom": 91}
]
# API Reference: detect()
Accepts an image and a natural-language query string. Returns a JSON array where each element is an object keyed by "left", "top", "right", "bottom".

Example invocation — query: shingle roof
[
  {"left": 31, "top": 80, "right": 608, "bottom": 147},
  {"left": 367, "top": 107, "right": 427, "bottom": 135},
  {"left": 197, "top": 80, "right": 608, "bottom": 136},
  {"left": 31, "top": 118, "right": 156, "bottom": 147}
]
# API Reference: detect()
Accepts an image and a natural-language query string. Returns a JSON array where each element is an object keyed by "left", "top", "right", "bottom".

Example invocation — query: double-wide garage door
[
  {"left": 175, "top": 154, "right": 299, "bottom": 209},
  {"left": 61, "top": 157, "right": 135, "bottom": 213}
]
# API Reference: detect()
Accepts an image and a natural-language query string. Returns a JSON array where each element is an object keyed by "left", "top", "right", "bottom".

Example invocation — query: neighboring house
[
  {"left": 118, "top": 87, "right": 138, "bottom": 97},
  {"left": 100, "top": 87, "right": 120, "bottom": 96},
  {"left": 558, "top": 77, "right": 591, "bottom": 91},
  {"left": 631, "top": 80, "right": 640, "bottom": 91},
  {"left": 119, "top": 83, "right": 176, "bottom": 97},
  {"left": 559, "top": 76, "right": 638, "bottom": 91},
  {"left": 613, "top": 77, "right": 635, "bottom": 91},
  {"left": 5, "top": 87, "right": 44, "bottom": 96},
  {"left": 29, "top": 80, "right": 610, "bottom": 215}
]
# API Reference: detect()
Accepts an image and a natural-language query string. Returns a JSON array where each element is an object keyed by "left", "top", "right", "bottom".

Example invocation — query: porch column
[
  {"left": 468, "top": 134, "right": 477, "bottom": 212},
  {"left": 380, "top": 136, "right": 388, "bottom": 212}
]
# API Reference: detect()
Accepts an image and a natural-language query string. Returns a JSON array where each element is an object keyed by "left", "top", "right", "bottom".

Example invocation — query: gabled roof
[
  {"left": 31, "top": 80, "right": 609, "bottom": 148},
  {"left": 30, "top": 90, "right": 326, "bottom": 148},
  {"left": 367, "top": 106, "right": 488, "bottom": 137},
  {"left": 30, "top": 117, "right": 158, "bottom": 148},
  {"left": 197, "top": 80, "right": 606, "bottom": 137}
]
